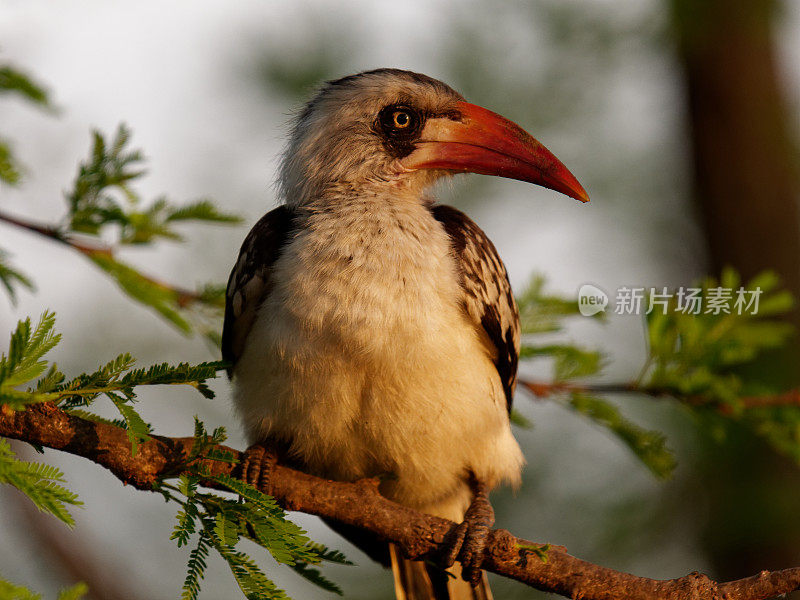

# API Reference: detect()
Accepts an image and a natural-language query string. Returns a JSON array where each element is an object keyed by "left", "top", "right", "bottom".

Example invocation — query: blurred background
[{"left": 1, "top": 0, "right": 799, "bottom": 598}]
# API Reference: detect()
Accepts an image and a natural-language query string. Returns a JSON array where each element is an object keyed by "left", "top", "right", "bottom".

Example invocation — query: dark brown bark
[
  {"left": 2, "top": 402, "right": 800, "bottom": 600},
  {"left": 673, "top": 0, "right": 800, "bottom": 298}
]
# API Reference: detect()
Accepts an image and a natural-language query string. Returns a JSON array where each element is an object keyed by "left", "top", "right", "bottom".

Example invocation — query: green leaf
[
  {"left": 0, "top": 311, "right": 60, "bottom": 407},
  {"left": 0, "top": 249, "right": 34, "bottom": 304},
  {"left": 87, "top": 253, "right": 192, "bottom": 333},
  {"left": 195, "top": 283, "right": 227, "bottom": 308},
  {"left": 203, "top": 517, "right": 289, "bottom": 600},
  {"left": 0, "top": 439, "right": 82, "bottom": 527},
  {"left": 288, "top": 563, "right": 343, "bottom": 596},
  {"left": 0, "top": 65, "right": 51, "bottom": 107},
  {"left": 0, "top": 576, "right": 40, "bottom": 600},
  {"left": 300, "top": 541, "right": 352, "bottom": 565},
  {"left": 173, "top": 504, "right": 200, "bottom": 547},
  {"left": 638, "top": 268, "right": 799, "bottom": 469},
  {"left": 209, "top": 474, "right": 283, "bottom": 514},
  {"left": 181, "top": 529, "right": 212, "bottom": 600},
  {"left": 65, "top": 124, "right": 239, "bottom": 247},
  {"left": 520, "top": 344, "right": 604, "bottom": 382},
  {"left": 215, "top": 511, "right": 241, "bottom": 546},
  {"left": 516, "top": 277, "right": 604, "bottom": 387},
  {"left": 56, "top": 583, "right": 88, "bottom": 600},
  {"left": 107, "top": 392, "right": 152, "bottom": 455},
  {"left": 0, "top": 315, "right": 220, "bottom": 446},
  {"left": 168, "top": 456, "right": 348, "bottom": 599},
  {"left": 56, "top": 124, "right": 237, "bottom": 335},
  {"left": 0, "top": 140, "right": 22, "bottom": 185},
  {"left": 563, "top": 393, "right": 676, "bottom": 479},
  {"left": 517, "top": 275, "right": 597, "bottom": 335},
  {"left": 643, "top": 271, "right": 795, "bottom": 392},
  {"left": 509, "top": 409, "right": 533, "bottom": 429},
  {"left": 165, "top": 199, "right": 242, "bottom": 225},
  {"left": 188, "top": 417, "right": 230, "bottom": 463}
]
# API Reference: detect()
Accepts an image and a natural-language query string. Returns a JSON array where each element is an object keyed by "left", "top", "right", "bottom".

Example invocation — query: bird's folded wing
[
  {"left": 222, "top": 205, "right": 295, "bottom": 376},
  {"left": 430, "top": 205, "right": 520, "bottom": 412}
]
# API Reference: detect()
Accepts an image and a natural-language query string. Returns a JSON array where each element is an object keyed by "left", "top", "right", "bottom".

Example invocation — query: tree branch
[
  {"left": 520, "top": 379, "right": 800, "bottom": 411},
  {"left": 0, "top": 208, "right": 214, "bottom": 307},
  {"left": 1, "top": 402, "right": 799, "bottom": 600}
]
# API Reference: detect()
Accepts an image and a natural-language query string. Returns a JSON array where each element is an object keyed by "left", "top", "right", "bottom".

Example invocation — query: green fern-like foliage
[
  {"left": 0, "top": 139, "right": 22, "bottom": 185},
  {"left": 58, "top": 124, "right": 240, "bottom": 340},
  {"left": 518, "top": 278, "right": 676, "bottom": 478},
  {"left": 0, "top": 100, "right": 238, "bottom": 343},
  {"left": 0, "top": 315, "right": 356, "bottom": 598},
  {"left": 0, "top": 576, "right": 87, "bottom": 600},
  {"left": 0, "top": 576, "right": 41, "bottom": 600},
  {"left": 0, "top": 311, "right": 61, "bottom": 406},
  {"left": 0, "top": 63, "right": 53, "bottom": 307},
  {"left": 519, "top": 270, "right": 799, "bottom": 478},
  {"left": 181, "top": 527, "right": 213, "bottom": 600},
  {"left": 563, "top": 393, "right": 676, "bottom": 478},
  {"left": 162, "top": 421, "right": 350, "bottom": 600},
  {"left": 0, "top": 250, "right": 34, "bottom": 305},
  {"left": 54, "top": 583, "right": 88, "bottom": 600},
  {"left": 641, "top": 268, "right": 799, "bottom": 462},
  {"left": 518, "top": 275, "right": 590, "bottom": 334},
  {"left": 65, "top": 124, "right": 240, "bottom": 241},
  {"left": 643, "top": 269, "right": 794, "bottom": 400},
  {"left": 0, "top": 312, "right": 222, "bottom": 454},
  {"left": 0, "top": 65, "right": 52, "bottom": 107},
  {"left": 0, "top": 439, "right": 81, "bottom": 527}
]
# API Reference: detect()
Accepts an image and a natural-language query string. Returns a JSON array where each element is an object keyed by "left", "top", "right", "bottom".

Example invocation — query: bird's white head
[{"left": 278, "top": 68, "right": 588, "bottom": 208}]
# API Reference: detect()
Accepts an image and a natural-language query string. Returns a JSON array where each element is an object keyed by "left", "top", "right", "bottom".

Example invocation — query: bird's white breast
[{"left": 233, "top": 195, "right": 522, "bottom": 520}]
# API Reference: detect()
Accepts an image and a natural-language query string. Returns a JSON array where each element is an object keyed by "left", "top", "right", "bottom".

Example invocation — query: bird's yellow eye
[
  {"left": 393, "top": 111, "right": 411, "bottom": 128},
  {"left": 377, "top": 105, "right": 420, "bottom": 139}
]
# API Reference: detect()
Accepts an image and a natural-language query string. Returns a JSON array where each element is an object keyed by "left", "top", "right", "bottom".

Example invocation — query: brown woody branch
[{"left": 1, "top": 402, "right": 799, "bottom": 600}]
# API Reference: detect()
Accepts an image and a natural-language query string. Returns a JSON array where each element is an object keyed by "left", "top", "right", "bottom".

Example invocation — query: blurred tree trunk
[
  {"left": 673, "top": 0, "right": 800, "bottom": 302},
  {"left": 671, "top": 0, "right": 800, "bottom": 592}
]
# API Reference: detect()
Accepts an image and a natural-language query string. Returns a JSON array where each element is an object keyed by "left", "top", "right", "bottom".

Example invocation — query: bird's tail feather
[{"left": 389, "top": 544, "right": 493, "bottom": 600}]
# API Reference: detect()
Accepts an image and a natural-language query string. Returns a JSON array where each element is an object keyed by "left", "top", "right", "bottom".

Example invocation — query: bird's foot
[
  {"left": 439, "top": 477, "right": 495, "bottom": 587},
  {"left": 239, "top": 442, "right": 279, "bottom": 495}
]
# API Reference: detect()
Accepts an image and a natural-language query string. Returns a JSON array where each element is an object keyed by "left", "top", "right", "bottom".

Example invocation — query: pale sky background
[{"left": 1, "top": 2, "right": 799, "bottom": 599}]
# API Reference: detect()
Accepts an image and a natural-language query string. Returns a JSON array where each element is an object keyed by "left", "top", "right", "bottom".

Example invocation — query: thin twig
[
  {"left": 519, "top": 378, "right": 800, "bottom": 411},
  {"left": 0, "top": 207, "right": 213, "bottom": 306},
  {"left": 520, "top": 379, "right": 637, "bottom": 397},
  {"left": 0, "top": 207, "right": 64, "bottom": 241}
]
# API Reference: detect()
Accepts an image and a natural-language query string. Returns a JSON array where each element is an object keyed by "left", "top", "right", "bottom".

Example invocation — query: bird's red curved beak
[{"left": 401, "top": 101, "right": 589, "bottom": 203}]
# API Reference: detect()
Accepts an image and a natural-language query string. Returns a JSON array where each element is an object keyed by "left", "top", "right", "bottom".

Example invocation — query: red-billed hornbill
[{"left": 223, "top": 69, "right": 588, "bottom": 600}]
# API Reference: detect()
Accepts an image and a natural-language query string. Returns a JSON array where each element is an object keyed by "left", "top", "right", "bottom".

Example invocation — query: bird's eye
[
  {"left": 393, "top": 111, "right": 411, "bottom": 128},
  {"left": 377, "top": 104, "right": 421, "bottom": 138}
]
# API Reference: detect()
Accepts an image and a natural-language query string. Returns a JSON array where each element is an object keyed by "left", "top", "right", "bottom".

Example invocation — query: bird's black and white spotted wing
[
  {"left": 222, "top": 205, "right": 295, "bottom": 377},
  {"left": 431, "top": 205, "right": 520, "bottom": 412}
]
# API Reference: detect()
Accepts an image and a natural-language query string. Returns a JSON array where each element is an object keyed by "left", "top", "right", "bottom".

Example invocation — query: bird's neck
[
  {"left": 271, "top": 189, "right": 459, "bottom": 353},
  {"left": 282, "top": 189, "right": 446, "bottom": 283},
  {"left": 285, "top": 175, "right": 432, "bottom": 212}
]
